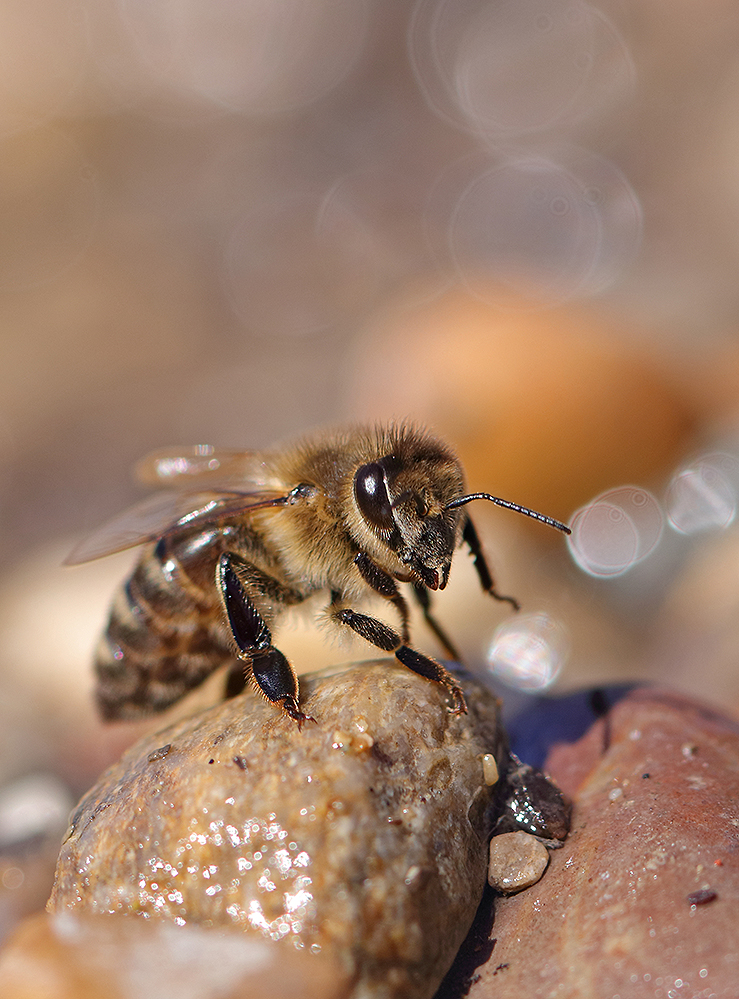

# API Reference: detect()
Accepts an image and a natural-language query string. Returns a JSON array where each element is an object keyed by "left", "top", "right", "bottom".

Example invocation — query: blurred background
[{"left": 3, "top": 0, "right": 739, "bottom": 940}]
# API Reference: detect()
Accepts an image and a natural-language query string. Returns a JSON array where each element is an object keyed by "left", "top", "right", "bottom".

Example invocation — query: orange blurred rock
[
  {"left": 350, "top": 291, "right": 697, "bottom": 523},
  {"left": 0, "top": 910, "right": 351, "bottom": 999},
  {"left": 456, "top": 688, "right": 739, "bottom": 998}
]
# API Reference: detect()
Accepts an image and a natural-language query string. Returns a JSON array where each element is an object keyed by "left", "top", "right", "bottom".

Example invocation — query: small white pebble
[
  {"left": 488, "top": 831, "right": 550, "bottom": 894},
  {"left": 608, "top": 787, "right": 623, "bottom": 802},
  {"left": 481, "top": 753, "right": 499, "bottom": 787}
]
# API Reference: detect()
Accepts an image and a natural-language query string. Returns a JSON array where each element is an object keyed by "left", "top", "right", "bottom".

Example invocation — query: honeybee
[{"left": 67, "top": 423, "right": 570, "bottom": 726}]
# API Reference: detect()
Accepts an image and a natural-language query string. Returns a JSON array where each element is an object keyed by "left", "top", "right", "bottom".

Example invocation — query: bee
[{"left": 67, "top": 423, "right": 570, "bottom": 726}]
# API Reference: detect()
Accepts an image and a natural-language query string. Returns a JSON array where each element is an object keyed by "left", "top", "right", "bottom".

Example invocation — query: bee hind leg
[
  {"left": 217, "top": 553, "right": 313, "bottom": 727},
  {"left": 331, "top": 594, "right": 467, "bottom": 714}
]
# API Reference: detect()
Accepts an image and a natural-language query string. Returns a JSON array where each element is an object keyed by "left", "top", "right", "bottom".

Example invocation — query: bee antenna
[{"left": 445, "top": 493, "right": 571, "bottom": 535}]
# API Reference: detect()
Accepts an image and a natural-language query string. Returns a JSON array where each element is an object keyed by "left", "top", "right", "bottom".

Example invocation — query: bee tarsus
[
  {"left": 332, "top": 597, "right": 468, "bottom": 715},
  {"left": 394, "top": 644, "right": 468, "bottom": 715}
]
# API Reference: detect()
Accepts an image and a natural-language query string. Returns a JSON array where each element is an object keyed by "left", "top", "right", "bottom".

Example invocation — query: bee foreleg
[
  {"left": 462, "top": 516, "right": 520, "bottom": 611},
  {"left": 411, "top": 583, "right": 463, "bottom": 663},
  {"left": 353, "top": 552, "right": 410, "bottom": 642},
  {"left": 330, "top": 594, "right": 467, "bottom": 714},
  {"left": 217, "top": 553, "right": 313, "bottom": 726}
]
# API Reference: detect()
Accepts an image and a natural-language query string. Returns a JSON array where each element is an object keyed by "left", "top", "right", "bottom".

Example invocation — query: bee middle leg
[
  {"left": 410, "top": 583, "right": 463, "bottom": 663},
  {"left": 330, "top": 592, "right": 467, "bottom": 714},
  {"left": 217, "top": 553, "right": 313, "bottom": 726}
]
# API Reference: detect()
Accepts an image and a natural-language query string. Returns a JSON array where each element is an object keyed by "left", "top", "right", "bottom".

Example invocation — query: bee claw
[
  {"left": 281, "top": 698, "right": 315, "bottom": 729},
  {"left": 449, "top": 690, "right": 468, "bottom": 715}
]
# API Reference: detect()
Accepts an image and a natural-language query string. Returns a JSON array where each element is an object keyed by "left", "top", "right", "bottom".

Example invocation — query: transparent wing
[
  {"left": 134, "top": 446, "right": 276, "bottom": 490},
  {"left": 65, "top": 488, "right": 289, "bottom": 566}
]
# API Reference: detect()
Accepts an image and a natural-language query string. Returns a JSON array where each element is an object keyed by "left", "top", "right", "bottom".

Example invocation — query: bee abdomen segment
[
  {"left": 105, "top": 573, "right": 222, "bottom": 657},
  {"left": 94, "top": 634, "right": 229, "bottom": 719},
  {"left": 93, "top": 529, "right": 235, "bottom": 719},
  {"left": 148, "top": 532, "right": 224, "bottom": 612},
  {"left": 105, "top": 530, "right": 226, "bottom": 657}
]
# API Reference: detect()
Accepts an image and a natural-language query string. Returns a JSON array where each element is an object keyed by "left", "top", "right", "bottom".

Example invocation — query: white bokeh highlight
[
  {"left": 486, "top": 612, "right": 567, "bottom": 691},
  {"left": 568, "top": 486, "right": 663, "bottom": 578},
  {"left": 666, "top": 453, "right": 738, "bottom": 535},
  {"left": 409, "top": 0, "right": 635, "bottom": 140},
  {"left": 446, "top": 151, "right": 642, "bottom": 302},
  {"left": 0, "top": 773, "right": 73, "bottom": 848},
  {"left": 90, "top": 0, "right": 368, "bottom": 115},
  {"left": 411, "top": 0, "right": 641, "bottom": 303}
]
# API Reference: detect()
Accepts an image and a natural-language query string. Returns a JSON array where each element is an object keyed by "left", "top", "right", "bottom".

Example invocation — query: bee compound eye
[{"left": 353, "top": 462, "right": 395, "bottom": 531}]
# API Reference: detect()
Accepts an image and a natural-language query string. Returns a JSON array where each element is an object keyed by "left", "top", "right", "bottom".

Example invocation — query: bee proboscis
[{"left": 67, "top": 424, "right": 570, "bottom": 725}]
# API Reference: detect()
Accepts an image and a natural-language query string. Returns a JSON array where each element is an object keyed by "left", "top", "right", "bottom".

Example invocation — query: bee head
[
  {"left": 352, "top": 446, "right": 464, "bottom": 590},
  {"left": 348, "top": 427, "right": 571, "bottom": 590}
]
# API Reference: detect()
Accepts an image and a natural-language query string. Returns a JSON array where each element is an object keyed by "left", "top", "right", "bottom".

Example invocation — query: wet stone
[
  {"left": 48, "top": 660, "right": 508, "bottom": 999},
  {"left": 487, "top": 831, "right": 550, "bottom": 894}
]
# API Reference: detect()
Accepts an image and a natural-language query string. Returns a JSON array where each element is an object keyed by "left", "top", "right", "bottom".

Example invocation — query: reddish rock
[{"left": 459, "top": 688, "right": 739, "bottom": 998}]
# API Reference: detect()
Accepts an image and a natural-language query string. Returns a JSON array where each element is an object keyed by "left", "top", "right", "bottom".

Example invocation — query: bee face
[{"left": 352, "top": 447, "right": 464, "bottom": 590}]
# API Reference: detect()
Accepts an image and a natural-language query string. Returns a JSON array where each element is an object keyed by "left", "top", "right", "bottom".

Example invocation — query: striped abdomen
[{"left": 95, "top": 526, "right": 238, "bottom": 719}]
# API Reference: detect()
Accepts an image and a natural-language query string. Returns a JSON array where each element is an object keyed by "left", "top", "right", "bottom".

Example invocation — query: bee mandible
[{"left": 67, "top": 423, "right": 570, "bottom": 726}]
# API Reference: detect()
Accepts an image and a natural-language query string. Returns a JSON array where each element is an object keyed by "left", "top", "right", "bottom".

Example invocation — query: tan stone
[
  {"left": 487, "top": 831, "right": 550, "bottom": 894},
  {"left": 47, "top": 660, "right": 506, "bottom": 999}
]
